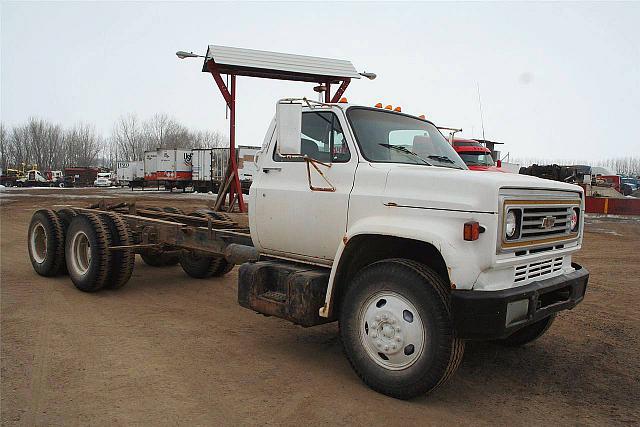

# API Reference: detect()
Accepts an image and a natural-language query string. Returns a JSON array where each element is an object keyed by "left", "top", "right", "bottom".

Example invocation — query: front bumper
[{"left": 451, "top": 263, "right": 588, "bottom": 340}]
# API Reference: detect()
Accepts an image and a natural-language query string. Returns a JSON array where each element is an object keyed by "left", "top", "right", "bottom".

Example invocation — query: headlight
[
  {"left": 571, "top": 208, "right": 579, "bottom": 232},
  {"left": 506, "top": 210, "right": 517, "bottom": 239}
]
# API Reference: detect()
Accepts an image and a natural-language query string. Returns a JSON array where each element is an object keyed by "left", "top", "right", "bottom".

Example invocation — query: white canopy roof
[{"left": 203, "top": 45, "right": 361, "bottom": 83}]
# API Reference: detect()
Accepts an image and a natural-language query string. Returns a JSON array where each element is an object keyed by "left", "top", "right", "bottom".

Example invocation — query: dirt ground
[{"left": 1, "top": 188, "right": 639, "bottom": 426}]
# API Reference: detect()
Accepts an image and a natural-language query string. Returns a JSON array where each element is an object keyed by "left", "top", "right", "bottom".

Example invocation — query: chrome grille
[
  {"left": 520, "top": 206, "right": 572, "bottom": 239},
  {"left": 501, "top": 197, "right": 581, "bottom": 251},
  {"left": 514, "top": 257, "right": 564, "bottom": 283}
]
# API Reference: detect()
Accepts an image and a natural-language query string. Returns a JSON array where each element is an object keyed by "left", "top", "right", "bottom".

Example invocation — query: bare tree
[
  {"left": 0, "top": 123, "right": 7, "bottom": 172},
  {"left": 4, "top": 115, "right": 228, "bottom": 172},
  {"left": 64, "top": 123, "right": 103, "bottom": 167},
  {"left": 190, "top": 129, "right": 227, "bottom": 148},
  {"left": 112, "top": 114, "right": 146, "bottom": 161}
]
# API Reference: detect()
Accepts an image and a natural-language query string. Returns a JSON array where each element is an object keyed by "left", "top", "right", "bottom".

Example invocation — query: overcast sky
[{"left": 2, "top": 1, "right": 639, "bottom": 161}]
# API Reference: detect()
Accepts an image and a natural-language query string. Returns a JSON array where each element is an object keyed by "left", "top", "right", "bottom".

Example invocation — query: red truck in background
[{"left": 452, "top": 138, "right": 505, "bottom": 172}]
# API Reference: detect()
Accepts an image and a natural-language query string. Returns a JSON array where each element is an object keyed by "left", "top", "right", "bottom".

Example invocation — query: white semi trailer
[{"left": 26, "top": 48, "right": 589, "bottom": 399}]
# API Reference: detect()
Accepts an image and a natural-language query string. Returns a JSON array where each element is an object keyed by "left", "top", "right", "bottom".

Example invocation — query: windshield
[
  {"left": 458, "top": 152, "right": 495, "bottom": 167},
  {"left": 347, "top": 108, "right": 467, "bottom": 169}
]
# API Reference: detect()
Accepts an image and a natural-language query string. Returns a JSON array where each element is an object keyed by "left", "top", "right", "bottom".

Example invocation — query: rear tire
[
  {"left": 179, "top": 251, "right": 233, "bottom": 279},
  {"left": 339, "top": 259, "right": 464, "bottom": 400},
  {"left": 54, "top": 208, "right": 78, "bottom": 275},
  {"left": 65, "top": 213, "right": 111, "bottom": 292},
  {"left": 140, "top": 250, "right": 180, "bottom": 267},
  {"left": 100, "top": 212, "right": 134, "bottom": 289},
  {"left": 28, "top": 209, "right": 66, "bottom": 276},
  {"left": 499, "top": 314, "right": 555, "bottom": 347}
]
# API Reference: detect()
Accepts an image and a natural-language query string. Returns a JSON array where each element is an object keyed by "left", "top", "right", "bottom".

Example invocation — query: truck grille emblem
[{"left": 541, "top": 216, "right": 556, "bottom": 229}]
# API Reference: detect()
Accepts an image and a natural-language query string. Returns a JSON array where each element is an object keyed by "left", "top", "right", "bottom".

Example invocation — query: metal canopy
[{"left": 202, "top": 45, "right": 361, "bottom": 83}]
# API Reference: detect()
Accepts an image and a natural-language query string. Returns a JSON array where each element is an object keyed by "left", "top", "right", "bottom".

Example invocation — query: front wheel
[
  {"left": 499, "top": 314, "right": 555, "bottom": 347},
  {"left": 340, "top": 259, "right": 464, "bottom": 400}
]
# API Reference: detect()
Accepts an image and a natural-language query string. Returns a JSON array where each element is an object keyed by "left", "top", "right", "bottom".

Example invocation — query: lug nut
[
  {"left": 384, "top": 345, "right": 389, "bottom": 351},
  {"left": 395, "top": 337, "right": 401, "bottom": 342}
]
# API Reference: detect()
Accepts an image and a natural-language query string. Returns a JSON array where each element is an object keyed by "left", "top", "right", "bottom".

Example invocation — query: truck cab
[
  {"left": 245, "top": 99, "right": 588, "bottom": 397},
  {"left": 452, "top": 138, "right": 504, "bottom": 172}
]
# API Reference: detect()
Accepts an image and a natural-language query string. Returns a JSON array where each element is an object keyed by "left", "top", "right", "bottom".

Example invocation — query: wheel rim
[
  {"left": 70, "top": 231, "right": 91, "bottom": 275},
  {"left": 358, "top": 291, "right": 426, "bottom": 370},
  {"left": 30, "top": 223, "right": 47, "bottom": 264}
]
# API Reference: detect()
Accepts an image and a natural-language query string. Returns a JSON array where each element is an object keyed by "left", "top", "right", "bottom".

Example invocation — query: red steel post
[
  {"left": 330, "top": 79, "right": 351, "bottom": 103},
  {"left": 229, "top": 75, "right": 246, "bottom": 212},
  {"left": 206, "top": 59, "right": 245, "bottom": 212}
]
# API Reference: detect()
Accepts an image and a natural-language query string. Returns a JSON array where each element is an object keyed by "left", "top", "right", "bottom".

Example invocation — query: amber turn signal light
[{"left": 463, "top": 221, "right": 480, "bottom": 241}]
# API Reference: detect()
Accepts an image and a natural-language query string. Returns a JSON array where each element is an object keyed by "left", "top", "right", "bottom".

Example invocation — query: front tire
[
  {"left": 499, "top": 314, "right": 555, "bottom": 347},
  {"left": 340, "top": 259, "right": 464, "bottom": 400}
]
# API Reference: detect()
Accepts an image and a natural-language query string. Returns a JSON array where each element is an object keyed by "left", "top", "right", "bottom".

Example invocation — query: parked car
[{"left": 621, "top": 177, "right": 639, "bottom": 196}]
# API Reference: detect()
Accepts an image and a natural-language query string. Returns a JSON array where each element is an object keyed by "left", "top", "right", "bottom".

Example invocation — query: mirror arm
[{"left": 305, "top": 157, "right": 335, "bottom": 192}]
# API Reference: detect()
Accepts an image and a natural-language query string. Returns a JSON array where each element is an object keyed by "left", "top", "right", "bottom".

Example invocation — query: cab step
[{"left": 238, "top": 260, "right": 334, "bottom": 326}]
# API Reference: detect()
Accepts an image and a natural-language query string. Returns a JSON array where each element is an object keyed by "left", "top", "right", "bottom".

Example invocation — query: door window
[{"left": 275, "top": 111, "right": 350, "bottom": 163}]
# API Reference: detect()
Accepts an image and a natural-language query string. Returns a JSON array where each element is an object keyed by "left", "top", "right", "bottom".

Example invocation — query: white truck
[{"left": 26, "top": 99, "right": 588, "bottom": 399}]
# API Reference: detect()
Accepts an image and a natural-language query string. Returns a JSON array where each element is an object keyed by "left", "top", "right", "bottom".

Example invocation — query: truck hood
[{"left": 382, "top": 164, "right": 582, "bottom": 214}]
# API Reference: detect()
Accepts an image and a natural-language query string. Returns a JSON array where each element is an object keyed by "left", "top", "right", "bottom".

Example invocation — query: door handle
[{"left": 262, "top": 167, "right": 282, "bottom": 173}]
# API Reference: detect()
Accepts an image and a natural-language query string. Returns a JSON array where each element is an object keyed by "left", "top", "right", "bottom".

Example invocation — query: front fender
[{"left": 319, "top": 207, "right": 498, "bottom": 318}]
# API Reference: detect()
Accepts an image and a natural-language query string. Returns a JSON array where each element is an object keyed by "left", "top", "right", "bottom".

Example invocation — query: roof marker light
[
  {"left": 339, "top": 97, "right": 348, "bottom": 103},
  {"left": 419, "top": 114, "right": 426, "bottom": 119},
  {"left": 375, "top": 103, "right": 383, "bottom": 108},
  {"left": 385, "top": 105, "right": 393, "bottom": 110},
  {"left": 394, "top": 106, "right": 402, "bottom": 112}
]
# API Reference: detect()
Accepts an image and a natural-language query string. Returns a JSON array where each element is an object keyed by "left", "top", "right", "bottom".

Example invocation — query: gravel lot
[{"left": 2, "top": 188, "right": 639, "bottom": 425}]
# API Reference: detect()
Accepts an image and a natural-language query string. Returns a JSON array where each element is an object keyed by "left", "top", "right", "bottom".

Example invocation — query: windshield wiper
[
  {"left": 379, "top": 144, "right": 432, "bottom": 165},
  {"left": 427, "top": 155, "right": 454, "bottom": 164}
]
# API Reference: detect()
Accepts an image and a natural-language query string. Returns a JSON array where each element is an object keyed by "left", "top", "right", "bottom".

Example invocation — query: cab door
[{"left": 253, "top": 108, "right": 357, "bottom": 262}]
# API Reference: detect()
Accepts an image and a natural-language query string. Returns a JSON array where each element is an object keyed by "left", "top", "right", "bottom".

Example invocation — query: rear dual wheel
[
  {"left": 179, "top": 251, "right": 234, "bottom": 279},
  {"left": 65, "top": 213, "right": 112, "bottom": 292},
  {"left": 28, "top": 209, "right": 66, "bottom": 276},
  {"left": 64, "top": 212, "right": 134, "bottom": 292},
  {"left": 140, "top": 250, "right": 180, "bottom": 267}
]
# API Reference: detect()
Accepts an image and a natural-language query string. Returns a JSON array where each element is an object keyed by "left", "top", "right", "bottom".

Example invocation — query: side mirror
[
  {"left": 496, "top": 159, "right": 502, "bottom": 168},
  {"left": 276, "top": 101, "right": 302, "bottom": 155}
]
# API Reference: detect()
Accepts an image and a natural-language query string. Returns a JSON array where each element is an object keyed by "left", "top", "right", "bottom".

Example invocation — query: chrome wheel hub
[
  {"left": 70, "top": 231, "right": 91, "bottom": 276},
  {"left": 30, "top": 223, "right": 47, "bottom": 264},
  {"left": 359, "top": 291, "right": 425, "bottom": 370}
]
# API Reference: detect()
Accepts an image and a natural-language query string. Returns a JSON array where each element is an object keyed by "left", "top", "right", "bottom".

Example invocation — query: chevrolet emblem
[{"left": 541, "top": 216, "right": 556, "bottom": 229}]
